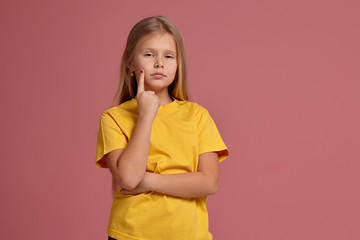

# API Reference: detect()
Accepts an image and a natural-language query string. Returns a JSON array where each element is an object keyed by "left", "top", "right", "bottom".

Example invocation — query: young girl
[{"left": 96, "top": 16, "right": 229, "bottom": 240}]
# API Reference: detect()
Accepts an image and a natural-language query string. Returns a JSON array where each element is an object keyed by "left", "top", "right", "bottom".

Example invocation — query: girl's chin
[{"left": 145, "top": 81, "right": 174, "bottom": 91}]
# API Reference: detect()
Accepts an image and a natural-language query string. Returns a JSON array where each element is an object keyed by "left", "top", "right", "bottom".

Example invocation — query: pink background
[{"left": 1, "top": 0, "right": 359, "bottom": 239}]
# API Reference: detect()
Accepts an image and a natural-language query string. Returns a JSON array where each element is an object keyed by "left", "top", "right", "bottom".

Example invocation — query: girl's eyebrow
[{"left": 142, "top": 48, "right": 176, "bottom": 55}]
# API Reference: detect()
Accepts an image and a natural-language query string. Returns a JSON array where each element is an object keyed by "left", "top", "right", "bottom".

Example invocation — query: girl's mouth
[{"left": 151, "top": 72, "right": 167, "bottom": 78}]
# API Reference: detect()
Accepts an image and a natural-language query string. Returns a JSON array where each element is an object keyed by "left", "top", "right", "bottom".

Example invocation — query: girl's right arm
[{"left": 106, "top": 70, "right": 159, "bottom": 190}]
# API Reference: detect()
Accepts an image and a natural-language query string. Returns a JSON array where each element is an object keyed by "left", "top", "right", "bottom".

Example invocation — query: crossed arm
[{"left": 107, "top": 147, "right": 219, "bottom": 198}]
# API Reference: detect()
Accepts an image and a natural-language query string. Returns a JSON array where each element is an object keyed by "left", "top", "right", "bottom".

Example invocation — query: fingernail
[{"left": 140, "top": 70, "right": 144, "bottom": 73}]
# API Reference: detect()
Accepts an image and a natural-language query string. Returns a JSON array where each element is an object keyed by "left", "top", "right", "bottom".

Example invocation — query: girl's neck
[{"left": 155, "top": 89, "right": 173, "bottom": 106}]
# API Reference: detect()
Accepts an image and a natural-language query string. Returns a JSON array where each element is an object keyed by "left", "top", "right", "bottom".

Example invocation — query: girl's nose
[{"left": 154, "top": 58, "right": 164, "bottom": 68}]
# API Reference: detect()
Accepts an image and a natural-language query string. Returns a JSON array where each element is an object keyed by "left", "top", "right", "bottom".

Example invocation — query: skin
[{"left": 106, "top": 33, "right": 219, "bottom": 198}]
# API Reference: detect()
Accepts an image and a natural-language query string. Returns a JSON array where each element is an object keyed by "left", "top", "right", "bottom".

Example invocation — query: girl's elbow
[
  {"left": 211, "top": 185, "right": 219, "bottom": 195},
  {"left": 116, "top": 172, "right": 143, "bottom": 190},
  {"left": 207, "top": 181, "right": 218, "bottom": 195},
  {"left": 118, "top": 176, "right": 140, "bottom": 190},
  {"left": 121, "top": 182, "right": 137, "bottom": 191}
]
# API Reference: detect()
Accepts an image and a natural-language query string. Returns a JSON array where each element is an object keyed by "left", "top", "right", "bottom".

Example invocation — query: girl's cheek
[{"left": 135, "top": 64, "right": 146, "bottom": 72}]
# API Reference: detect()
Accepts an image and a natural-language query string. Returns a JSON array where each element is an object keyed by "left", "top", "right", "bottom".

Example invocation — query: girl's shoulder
[
  {"left": 104, "top": 98, "right": 137, "bottom": 113},
  {"left": 101, "top": 98, "right": 137, "bottom": 119},
  {"left": 175, "top": 99, "right": 210, "bottom": 115}
]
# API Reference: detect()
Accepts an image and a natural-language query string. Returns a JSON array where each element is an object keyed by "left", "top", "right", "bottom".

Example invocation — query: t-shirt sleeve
[
  {"left": 95, "top": 112, "right": 128, "bottom": 168},
  {"left": 197, "top": 108, "right": 229, "bottom": 162}
]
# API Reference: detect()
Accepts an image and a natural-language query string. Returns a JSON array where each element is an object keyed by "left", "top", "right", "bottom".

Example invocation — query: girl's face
[{"left": 131, "top": 32, "right": 177, "bottom": 94}]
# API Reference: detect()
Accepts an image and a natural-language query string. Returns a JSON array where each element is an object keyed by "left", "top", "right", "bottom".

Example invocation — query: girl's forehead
[{"left": 137, "top": 32, "right": 177, "bottom": 51}]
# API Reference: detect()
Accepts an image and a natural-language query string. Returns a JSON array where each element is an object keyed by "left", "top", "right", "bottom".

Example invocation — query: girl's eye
[
  {"left": 145, "top": 53, "right": 153, "bottom": 57},
  {"left": 166, "top": 55, "right": 175, "bottom": 59}
]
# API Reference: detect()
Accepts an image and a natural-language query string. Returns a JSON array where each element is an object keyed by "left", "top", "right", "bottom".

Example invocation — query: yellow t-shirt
[{"left": 96, "top": 98, "right": 229, "bottom": 240}]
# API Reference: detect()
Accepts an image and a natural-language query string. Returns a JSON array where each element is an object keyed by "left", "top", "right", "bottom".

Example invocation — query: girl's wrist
[{"left": 137, "top": 114, "right": 155, "bottom": 124}]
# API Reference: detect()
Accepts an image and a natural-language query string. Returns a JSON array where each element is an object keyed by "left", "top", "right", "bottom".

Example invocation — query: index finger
[{"left": 137, "top": 70, "right": 145, "bottom": 94}]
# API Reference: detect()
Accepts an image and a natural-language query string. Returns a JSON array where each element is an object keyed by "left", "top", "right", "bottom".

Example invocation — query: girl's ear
[
  {"left": 127, "top": 59, "right": 135, "bottom": 72},
  {"left": 126, "top": 64, "right": 132, "bottom": 72}
]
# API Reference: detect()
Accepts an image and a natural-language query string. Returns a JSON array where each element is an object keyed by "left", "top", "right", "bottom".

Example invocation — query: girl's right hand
[{"left": 135, "top": 70, "right": 160, "bottom": 121}]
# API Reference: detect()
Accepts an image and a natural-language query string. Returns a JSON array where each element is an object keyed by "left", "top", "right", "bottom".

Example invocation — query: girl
[{"left": 96, "top": 16, "right": 229, "bottom": 240}]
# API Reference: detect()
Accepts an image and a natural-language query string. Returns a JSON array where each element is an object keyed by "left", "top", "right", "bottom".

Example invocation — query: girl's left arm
[{"left": 120, "top": 152, "right": 219, "bottom": 198}]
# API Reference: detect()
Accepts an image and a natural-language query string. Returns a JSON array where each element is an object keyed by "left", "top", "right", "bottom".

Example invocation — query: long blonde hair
[{"left": 112, "top": 16, "right": 188, "bottom": 106}]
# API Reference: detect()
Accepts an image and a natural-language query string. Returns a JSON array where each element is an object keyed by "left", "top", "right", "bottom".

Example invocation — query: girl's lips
[{"left": 151, "top": 73, "right": 166, "bottom": 78}]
